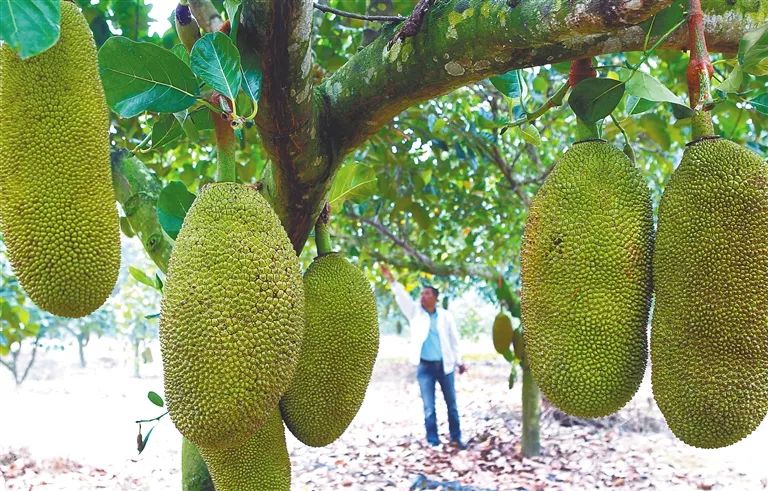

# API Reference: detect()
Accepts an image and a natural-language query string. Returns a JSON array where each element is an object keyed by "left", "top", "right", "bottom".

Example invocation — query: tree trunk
[
  {"left": 133, "top": 338, "right": 141, "bottom": 378},
  {"left": 78, "top": 336, "right": 86, "bottom": 368},
  {"left": 521, "top": 365, "right": 541, "bottom": 457}
]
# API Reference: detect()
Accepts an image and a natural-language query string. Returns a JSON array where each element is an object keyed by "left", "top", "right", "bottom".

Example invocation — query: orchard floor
[{"left": 1, "top": 336, "right": 767, "bottom": 491}]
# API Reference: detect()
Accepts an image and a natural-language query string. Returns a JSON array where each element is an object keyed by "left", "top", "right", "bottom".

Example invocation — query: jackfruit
[
  {"left": 492, "top": 313, "right": 514, "bottom": 355},
  {"left": 182, "top": 438, "right": 214, "bottom": 491},
  {"left": 651, "top": 137, "right": 768, "bottom": 448},
  {"left": 520, "top": 140, "right": 653, "bottom": 418},
  {"left": 199, "top": 409, "right": 290, "bottom": 491},
  {"left": 280, "top": 252, "right": 379, "bottom": 447},
  {"left": 0, "top": 1, "right": 120, "bottom": 318},
  {"left": 160, "top": 183, "right": 304, "bottom": 450}
]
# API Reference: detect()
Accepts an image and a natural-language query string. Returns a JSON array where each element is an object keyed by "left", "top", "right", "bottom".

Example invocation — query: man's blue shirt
[{"left": 420, "top": 310, "right": 442, "bottom": 361}]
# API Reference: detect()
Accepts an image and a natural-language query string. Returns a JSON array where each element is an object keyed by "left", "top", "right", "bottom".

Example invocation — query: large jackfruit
[
  {"left": 280, "top": 252, "right": 379, "bottom": 447},
  {"left": 521, "top": 140, "right": 653, "bottom": 418},
  {"left": 652, "top": 137, "right": 768, "bottom": 448},
  {"left": 160, "top": 183, "right": 304, "bottom": 450},
  {"left": 492, "top": 313, "right": 514, "bottom": 355},
  {"left": 199, "top": 409, "right": 291, "bottom": 491},
  {"left": 0, "top": 1, "right": 120, "bottom": 318}
]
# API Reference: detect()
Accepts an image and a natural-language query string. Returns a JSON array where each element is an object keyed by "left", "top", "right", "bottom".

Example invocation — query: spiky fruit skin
[
  {"left": 0, "top": 1, "right": 120, "bottom": 318},
  {"left": 160, "top": 183, "right": 304, "bottom": 450},
  {"left": 181, "top": 438, "right": 214, "bottom": 491},
  {"left": 492, "top": 313, "right": 514, "bottom": 355},
  {"left": 652, "top": 138, "right": 768, "bottom": 449},
  {"left": 200, "top": 409, "right": 290, "bottom": 491},
  {"left": 521, "top": 141, "right": 653, "bottom": 418},
  {"left": 280, "top": 253, "right": 379, "bottom": 447}
]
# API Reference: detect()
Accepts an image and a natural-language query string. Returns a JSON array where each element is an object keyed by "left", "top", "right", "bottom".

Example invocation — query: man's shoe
[
  {"left": 450, "top": 440, "right": 467, "bottom": 450},
  {"left": 427, "top": 440, "right": 441, "bottom": 447}
]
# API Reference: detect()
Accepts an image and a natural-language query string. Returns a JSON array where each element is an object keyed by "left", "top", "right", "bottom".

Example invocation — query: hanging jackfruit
[
  {"left": 280, "top": 253, "right": 379, "bottom": 447},
  {"left": 652, "top": 136, "right": 768, "bottom": 448},
  {"left": 492, "top": 313, "right": 514, "bottom": 355},
  {"left": 0, "top": 1, "right": 120, "bottom": 318},
  {"left": 521, "top": 140, "right": 653, "bottom": 418},
  {"left": 160, "top": 183, "right": 304, "bottom": 450},
  {"left": 199, "top": 409, "right": 291, "bottom": 491}
]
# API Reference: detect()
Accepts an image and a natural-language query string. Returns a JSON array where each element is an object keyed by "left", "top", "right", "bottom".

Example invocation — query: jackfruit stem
[
  {"left": 692, "top": 110, "right": 715, "bottom": 139},
  {"left": 314, "top": 204, "right": 333, "bottom": 256},
  {"left": 686, "top": 0, "right": 714, "bottom": 109},
  {"left": 214, "top": 110, "right": 237, "bottom": 182}
]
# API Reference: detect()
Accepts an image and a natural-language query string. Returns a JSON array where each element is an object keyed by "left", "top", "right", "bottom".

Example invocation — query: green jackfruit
[
  {"left": 280, "top": 253, "right": 379, "bottom": 447},
  {"left": 160, "top": 183, "right": 304, "bottom": 450},
  {"left": 200, "top": 409, "right": 291, "bottom": 491},
  {"left": 0, "top": 1, "right": 120, "bottom": 318},
  {"left": 492, "top": 313, "right": 514, "bottom": 355},
  {"left": 521, "top": 140, "right": 653, "bottom": 418},
  {"left": 182, "top": 438, "right": 214, "bottom": 491},
  {"left": 652, "top": 137, "right": 768, "bottom": 448}
]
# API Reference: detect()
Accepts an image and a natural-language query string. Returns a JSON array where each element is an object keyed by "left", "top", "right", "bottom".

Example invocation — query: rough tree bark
[{"left": 236, "top": 0, "right": 763, "bottom": 253}]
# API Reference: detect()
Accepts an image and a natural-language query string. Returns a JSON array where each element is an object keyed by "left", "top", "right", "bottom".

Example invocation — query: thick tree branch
[
  {"left": 324, "top": 0, "right": 762, "bottom": 156},
  {"left": 240, "top": 0, "right": 319, "bottom": 252}
]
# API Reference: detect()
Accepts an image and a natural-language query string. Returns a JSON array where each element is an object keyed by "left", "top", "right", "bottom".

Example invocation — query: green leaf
[
  {"left": 147, "top": 391, "right": 164, "bottom": 407},
  {"left": 157, "top": 181, "right": 196, "bottom": 240},
  {"left": 409, "top": 202, "right": 431, "bottom": 230},
  {"left": 625, "top": 72, "right": 683, "bottom": 105},
  {"left": 750, "top": 94, "right": 768, "bottom": 115},
  {"left": 129, "top": 266, "right": 157, "bottom": 289},
  {"left": 174, "top": 111, "right": 199, "bottom": 141},
  {"left": 138, "top": 425, "right": 155, "bottom": 455},
  {"left": 328, "top": 164, "right": 377, "bottom": 207},
  {"left": 171, "top": 44, "right": 191, "bottom": 67},
  {"left": 99, "top": 37, "right": 199, "bottom": 118},
  {"left": 715, "top": 66, "right": 744, "bottom": 94},
  {"left": 489, "top": 70, "right": 521, "bottom": 99},
  {"left": 190, "top": 32, "right": 242, "bottom": 103},
  {"left": 516, "top": 124, "right": 541, "bottom": 147},
  {"left": 738, "top": 23, "right": 768, "bottom": 76},
  {"left": 569, "top": 78, "right": 625, "bottom": 123},
  {"left": 189, "top": 108, "right": 215, "bottom": 131},
  {"left": 0, "top": 0, "right": 60, "bottom": 60},
  {"left": 241, "top": 51, "right": 263, "bottom": 103},
  {"left": 150, "top": 114, "right": 184, "bottom": 149},
  {"left": 626, "top": 96, "right": 658, "bottom": 115}
]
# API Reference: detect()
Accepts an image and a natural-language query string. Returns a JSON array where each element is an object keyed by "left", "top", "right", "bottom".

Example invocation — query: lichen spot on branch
[
  {"left": 445, "top": 60, "right": 465, "bottom": 76},
  {"left": 383, "top": 38, "right": 403, "bottom": 63}
]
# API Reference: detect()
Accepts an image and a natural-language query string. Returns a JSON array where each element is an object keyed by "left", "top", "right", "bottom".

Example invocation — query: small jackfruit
[
  {"left": 280, "top": 253, "right": 379, "bottom": 447},
  {"left": 651, "top": 137, "right": 768, "bottom": 448},
  {"left": 160, "top": 183, "right": 304, "bottom": 450},
  {"left": 521, "top": 140, "right": 653, "bottom": 418},
  {"left": 181, "top": 438, "right": 214, "bottom": 491},
  {"left": 492, "top": 313, "right": 514, "bottom": 355},
  {"left": 199, "top": 409, "right": 291, "bottom": 491},
  {"left": 0, "top": 1, "right": 120, "bottom": 318}
]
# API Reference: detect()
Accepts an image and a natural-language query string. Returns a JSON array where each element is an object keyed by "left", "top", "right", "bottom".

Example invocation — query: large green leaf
[
  {"left": 99, "top": 37, "right": 199, "bottom": 118},
  {"left": 0, "top": 0, "right": 60, "bottom": 60},
  {"left": 328, "top": 164, "right": 377, "bottom": 207},
  {"left": 489, "top": 70, "right": 521, "bottom": 99},
  {"left": 150, "top": 114, "right": 184, "bottom": 150},
  {"left": 625, "top": 71, "right": 691, "bottom": 118},
  {"left": 190, "top": 32, "right": 242, "bottom": 103},
  {"left": 750, "top": 94, "right": 768, "bottom": 115},
  {"left": 157, "top": 181, "right": 196, "bottom": 240},
  {"left": 569, "top": 78, "right": 625, "bottom": 123},
  {"left": 738, "top": 23, "right": 768, "bottom": 76}
]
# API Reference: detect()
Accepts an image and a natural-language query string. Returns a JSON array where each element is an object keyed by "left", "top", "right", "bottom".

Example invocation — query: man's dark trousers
[{"left": 416, "top": 359, "right": 461, "bottom": 445}]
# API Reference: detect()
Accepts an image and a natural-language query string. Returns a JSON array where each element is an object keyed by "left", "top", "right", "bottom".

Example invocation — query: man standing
[{"left": 380, "top": 265, "right": 467, "bottom": 449}]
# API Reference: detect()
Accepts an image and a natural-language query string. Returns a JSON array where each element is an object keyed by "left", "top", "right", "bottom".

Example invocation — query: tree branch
[
  {"left": 313, "top": 2, "right": 404, "bottom": 22},
  {"left": 347, "top": 211, "right": 496, "bottom": 278},
  {"left": 323, "top": 0, "right": 762, "bottom": 157},
  {"left": 240, "top": 0, "right": 320, "bottom": 253},
  {"left": 188, "top": 0, "right": 224, "bottom": 33}
]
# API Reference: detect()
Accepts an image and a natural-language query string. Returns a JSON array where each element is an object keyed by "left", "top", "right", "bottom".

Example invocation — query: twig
[
  {"left": 388, "top": 0, "right": 435, "bottom": 47},
  {"left": 313, "top": 2, "right": 405, "bottom": 22}
]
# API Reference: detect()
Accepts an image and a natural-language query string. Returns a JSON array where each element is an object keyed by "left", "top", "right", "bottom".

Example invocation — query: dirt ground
[{"left": 1, "top": 336, "right": 767, "bottom": 490}]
